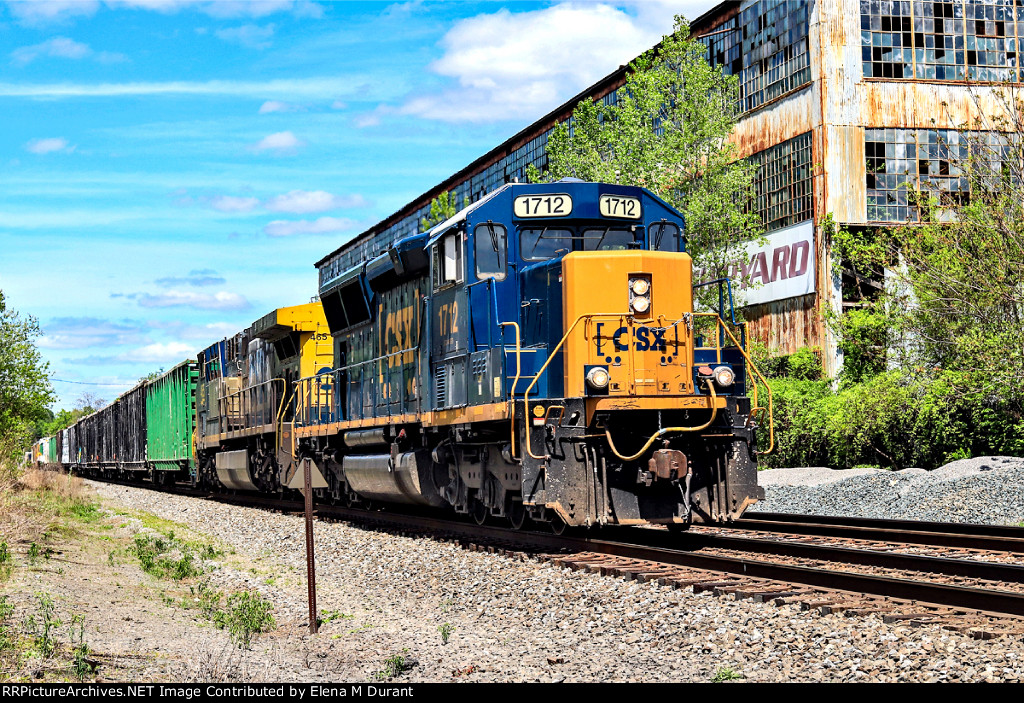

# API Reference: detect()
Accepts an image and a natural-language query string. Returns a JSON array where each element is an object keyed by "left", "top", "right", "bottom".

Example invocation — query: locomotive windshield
[{"left": 520, "top": 225, "right": 637, "bottom": 261}]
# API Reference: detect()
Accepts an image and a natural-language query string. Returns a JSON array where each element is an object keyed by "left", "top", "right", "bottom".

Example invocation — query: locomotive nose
[{"left": 562, "top": 250, "right": 694, "bottom": 399}]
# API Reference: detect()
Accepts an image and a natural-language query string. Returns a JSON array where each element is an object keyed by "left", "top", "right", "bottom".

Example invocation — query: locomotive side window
[
  {"left": 520, "top": 227, "right": 574, "bottom": 261},
  {"left": 649, "top": 222, "right": 682, "bottom": 252},
  {"left": 581, "top": 227, "right": 634, "bottom": 251},
  {"left": 432, "top": 232, "right": 464, "bottom": 290},
  {"left": 474, "top": 222, "right": 507, "bottom": 281}
]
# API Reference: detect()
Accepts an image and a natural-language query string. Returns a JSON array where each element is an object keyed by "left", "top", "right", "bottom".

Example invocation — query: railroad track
[{"left": 91, "top": 477, "right": 1024, "bottom": 637}]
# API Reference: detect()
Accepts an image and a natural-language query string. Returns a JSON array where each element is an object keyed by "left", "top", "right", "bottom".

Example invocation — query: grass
[
  {"left": 179, "top": 582, "right": 276, "bottom": 650},
  {"left": 711, "top": 667, "right": 744, "bottom": 683},
  {"left": 374, "top": 649, "right": 413, "bottom": 680}
]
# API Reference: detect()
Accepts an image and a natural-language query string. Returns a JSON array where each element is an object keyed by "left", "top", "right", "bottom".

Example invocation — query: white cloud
[
  {"left": 264, "top": 216, "right": 357, "bottom": 237},
  {"left": 399, "top": 4, "right": 666, "bottom": 123},
  {"left": 0, "top": 77, "right": 375, "bottom": 99},
  {"left": 127, "top": 341, "right": 195, "bottom": 363},
  {"left": 330, "top": 100, "right": 346, "bottom": 110},
  {"left": 39, "top": 317, "right": 149, "bottom": 349},
  {"left": 11, "top": 36, "right": 90, "bottom": 65},
  {"left": 258, "top": 100, "right": 304, "bottom": 113},
  {"left": 251, "top": 130, "right": 304, "bottom": 153},
  {"left": 208, "top": 195, "right": 260, "bottom": 212},
  {"left": 215, "top": 23, "right": 275, "bottom": 49},
  {"left": 264, "top": 190, "right": 368, "bottom": 214},
  {"left": 136, "top": 290, "right": 251, "bottom": 311},
  {"left": 6, "top": 1, "right": 100, "bottom": 26},
  {"left": 7, "top": 1, "right": 324, "bottom": 25},
  {"left": 24, "top": 137, "right": 75, "bottom": 154}
]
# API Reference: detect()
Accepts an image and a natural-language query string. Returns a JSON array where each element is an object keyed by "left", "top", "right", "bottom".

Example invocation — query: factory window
[
  {"left": 700, "top": 0, "right": 812, "bottom": 112},
  {"left": 748, "top": 132, "right": 814, "bottom": 232},
  {"left": 864, "top": 128, "right": 1015, "bottom": 222},
  {"left": 862, "top": 0, "right": 1024, "bottom": 81}
]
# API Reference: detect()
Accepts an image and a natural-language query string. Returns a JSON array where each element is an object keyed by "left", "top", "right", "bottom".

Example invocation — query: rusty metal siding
[{"left": 744, "top": 293, "right": 822, "bottom": 354}]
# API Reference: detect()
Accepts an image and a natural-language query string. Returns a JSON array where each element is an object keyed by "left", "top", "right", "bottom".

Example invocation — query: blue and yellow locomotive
[{"left": 294, "top": 181, "right": 773, "bottom": 529}]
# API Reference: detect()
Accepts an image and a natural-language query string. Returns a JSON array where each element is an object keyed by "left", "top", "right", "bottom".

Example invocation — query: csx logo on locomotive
[{"left": 595, "top": 323, "right": 668, "bottom": 353}]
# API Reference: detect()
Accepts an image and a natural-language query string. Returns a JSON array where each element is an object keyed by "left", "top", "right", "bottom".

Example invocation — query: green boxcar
[
  {"left": 47, "top": 436, "right": 56, "bottom": 464},
  {"left": 146, "top": 360, "right": 198, "bottom": 477}
]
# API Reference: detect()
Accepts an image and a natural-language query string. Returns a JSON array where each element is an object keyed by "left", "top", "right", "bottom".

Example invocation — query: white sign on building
[{"left": 697, "top": 220, "right": 815, "bottom": 306}]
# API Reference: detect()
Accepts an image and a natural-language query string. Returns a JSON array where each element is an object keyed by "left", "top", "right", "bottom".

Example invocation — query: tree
[
  {"left": 419, "top": 190, "right": 469, "bottom": 233},
  {"left": 535, "top": 15, "right": 762, "bottom": 284},
  {"left": 0, "top": 291, "right": 54, "bottom": 469}
]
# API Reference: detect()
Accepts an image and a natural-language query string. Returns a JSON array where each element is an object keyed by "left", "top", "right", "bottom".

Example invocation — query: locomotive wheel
[
  {"left": 549, "top": 514, "right": 567, "bottom": 535},
  {"left": 508, "top": 499, "right": 526, "bottom": 530},
  {"left": 470, "top": 499, "right": 488, "bottom": 526}
]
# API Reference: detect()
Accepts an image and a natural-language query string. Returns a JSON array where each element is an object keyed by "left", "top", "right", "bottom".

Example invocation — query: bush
[
  {"left": 213, "top": 591, "right": 275, "bottom": 650},
  {"left": 759, "top": 369, "right": 1024, "bottom": 470}
]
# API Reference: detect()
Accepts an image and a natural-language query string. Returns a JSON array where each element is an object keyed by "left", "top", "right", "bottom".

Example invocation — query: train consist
[{"left": 47, "top": 181, "right": 773, "bottom": 530}]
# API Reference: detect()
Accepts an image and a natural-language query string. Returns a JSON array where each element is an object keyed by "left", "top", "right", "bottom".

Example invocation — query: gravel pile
[
  {"left": 87, "top": 480, "right": 1024, "bottom": 682},
  {"left": 755, "top": 456, "right": 1024, "bottom": 525}
]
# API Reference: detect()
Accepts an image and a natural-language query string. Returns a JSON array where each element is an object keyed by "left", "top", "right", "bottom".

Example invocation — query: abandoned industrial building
[{"left": 321, "top": 0, "right": 1023, "bottom": 376}]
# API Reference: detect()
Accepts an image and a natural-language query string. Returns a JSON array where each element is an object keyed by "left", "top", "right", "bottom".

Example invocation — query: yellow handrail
[
  {"left": 499, "top": 322, "right": 522, "bottom": 459},
  {"left": 692, "top": 313, "right": 775, "bottom": 455}
]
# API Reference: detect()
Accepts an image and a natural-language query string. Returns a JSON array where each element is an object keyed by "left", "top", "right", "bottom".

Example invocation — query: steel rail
[{"left": 736, "top": 513, "right": 1024, "bottom": 552}]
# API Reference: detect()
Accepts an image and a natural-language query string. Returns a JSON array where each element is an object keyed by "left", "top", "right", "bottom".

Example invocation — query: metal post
[{"left": 303, "top": 457, "right": 319, "bottom": 635}]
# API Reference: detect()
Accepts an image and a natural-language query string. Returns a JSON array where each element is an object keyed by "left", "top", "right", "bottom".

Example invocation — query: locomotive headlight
[
  {"left": 712, "top": 365, "right": 735, "bottom": 387},
  {"left": 630, "top": 295, "right": 650, "bottom": 313},
  {"left": 630, "top": 278, "right": 650, "bottom": 296},
  {"left": 586, "top": 366, "right": 610, "bottom": 390}
]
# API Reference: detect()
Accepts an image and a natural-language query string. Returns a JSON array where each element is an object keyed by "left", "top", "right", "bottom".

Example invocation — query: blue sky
[{"left": 0, "top": 0, "right": 714, "bottom": 409}]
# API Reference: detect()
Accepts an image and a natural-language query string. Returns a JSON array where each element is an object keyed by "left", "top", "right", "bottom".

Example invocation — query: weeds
[
  {"left": 27, "top": 542, "right": 40, "bottom": 564},
  {"left": 25, "top": 592, "right": 61, "bottom": 658},
  {"left": 374, "top": 649, "right": 413, "bottom": 680},
  {"left": 70, "top": 615, "right": 95, "bottom": 681},
  {"left": 438, "top": 622, "right": 455, "bottom": 645},
  {"left": 129, "top": 533, "right": 204, "bottom": 581},
  {"left": 0, "top": 541, "right": 11, "bottom": 579},
  {"left": 711, "top": 667, "right": 744, "bottom": 683},
  {"left": 0, "top": 596, "right": 14, "bottom": 652},
  {"left": 319, "top": 610, "right": 354, "bottom": 625},
  {"left": 215, "top": 592, "right": 276, "bottom": 650}
]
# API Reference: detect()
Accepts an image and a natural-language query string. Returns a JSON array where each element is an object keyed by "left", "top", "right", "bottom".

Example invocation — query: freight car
[{"left": 294, "top": 181, "right": 773, "bottom": 530}]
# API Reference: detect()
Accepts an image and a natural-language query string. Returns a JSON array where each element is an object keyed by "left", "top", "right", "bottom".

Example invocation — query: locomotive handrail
[
  {"left": 692, "top": 313, "right": 775, "bottom": 455},
  {"left": 522, "top": 312, "right": 632, "bottom": 461},
  {"left": 499, "top": 321, "right": 522, "bottom": 458}
]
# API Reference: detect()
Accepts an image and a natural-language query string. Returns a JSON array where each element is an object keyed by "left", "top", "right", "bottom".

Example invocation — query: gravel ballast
[
  {"left": 756, "top": 456, "right": 1024, "bottom": 525},
  {"left": 82, "top": 476, "right": 1024, "bottom": 683}
]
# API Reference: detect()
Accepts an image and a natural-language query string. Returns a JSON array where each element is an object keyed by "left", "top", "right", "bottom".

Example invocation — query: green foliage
[
  {"left": 711, "top": 667, "right": 744, "bottom": 683},
  {"left": 0, "top": 542, "right": 11, "bottom": 579},
  {"left": 0, "top": 596, "right": 14, "bottom": 652},
  {"left": 214, "top": 591, "right": 276, "bottom": 650},
  {"left": 0, "top": 291, "right": 54, "bottom": 473},
  {"left": 70, "top": 615, "right": 95, "bottom": 680},
  {"left": 129, "top": 533, "right": 204, "bottom": 581},
  {"left": 27, "top": 542, "right": 40, "bottom": 564},
  {"left": 438, "top": 622, "right": 455, "bottom": 644},
  {"left": 538, "top": 15, "right": 762, "bottom": 284},
  {"left": 319, "top": 609, "right": 354, "bottom": 625},
  {"left": 374, "top": 649, "right": 412, "bottom": 680},
  {"left": 419, "top": 190, "right": 469, "bottom": 233},
  {"left": 761, "top": 370, "right": 1024, "bottom": 470},
  {"left": 25, "top": 592, "right": 60, "bottom": 658}
]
